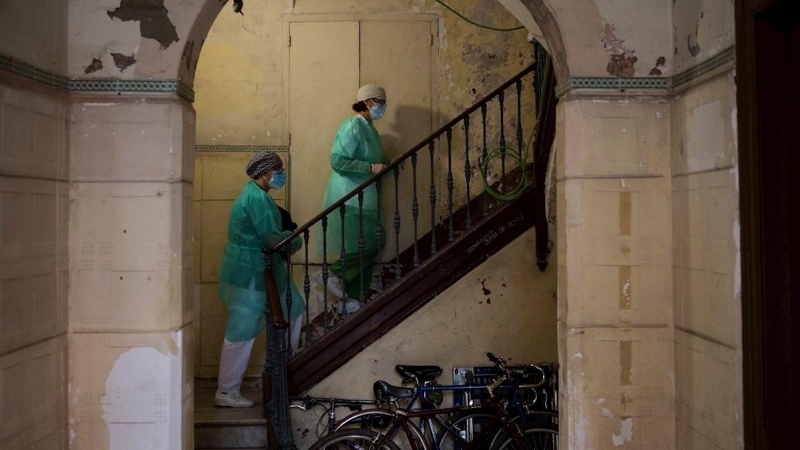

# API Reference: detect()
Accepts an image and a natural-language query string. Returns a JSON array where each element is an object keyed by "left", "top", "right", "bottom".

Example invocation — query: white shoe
[
  {"left": 315, "top": 272, "right": 345, "bottom": 299},
  {"left": 337, "top": 299, "right": 363, "bottom": 315},
  {"left": 215, "top": 391, "right": 255, "bottom": 408}
]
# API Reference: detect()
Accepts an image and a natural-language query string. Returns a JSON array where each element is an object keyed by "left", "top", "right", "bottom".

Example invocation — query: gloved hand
[{"left": 370, "top": 163, "right": 386, "bottom": 174}]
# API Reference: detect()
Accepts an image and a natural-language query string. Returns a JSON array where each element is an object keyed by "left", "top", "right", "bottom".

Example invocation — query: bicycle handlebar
[{"left": 486, "top": 352, "right": 548, "bottom": 389}]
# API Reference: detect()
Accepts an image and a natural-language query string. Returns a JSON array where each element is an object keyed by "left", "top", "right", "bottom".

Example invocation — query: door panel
[
  {"left": 289, "top": 21, "right": 360, "bottom": 264},
  {"left": 360, "top": 20, "right": 434, "bottom": 263}
]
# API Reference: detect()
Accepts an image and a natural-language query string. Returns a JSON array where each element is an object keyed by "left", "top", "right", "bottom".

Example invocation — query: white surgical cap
[{"left": 356, "top": 85, "right": 386, "bottom": 102}]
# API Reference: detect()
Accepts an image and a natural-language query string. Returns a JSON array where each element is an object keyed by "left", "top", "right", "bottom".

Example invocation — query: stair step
[{"left": 195, "top": 388, "right": 267, "bottom": 449}]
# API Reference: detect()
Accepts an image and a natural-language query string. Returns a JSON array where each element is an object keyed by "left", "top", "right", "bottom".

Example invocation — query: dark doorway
[{"left": 736, "top": 0, "right": 800, "bottom": 447}]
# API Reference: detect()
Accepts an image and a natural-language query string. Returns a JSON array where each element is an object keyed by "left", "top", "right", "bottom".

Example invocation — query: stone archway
[{"left": 59, "top": 0, "right": 741, "bottom": 448}]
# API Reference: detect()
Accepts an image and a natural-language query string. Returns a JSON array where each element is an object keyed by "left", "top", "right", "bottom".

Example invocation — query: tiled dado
[
  {"left": 555, "top": 47, "right": 735, "bottom": 98},
  {"left": 196, "top": 145, "right": 289, "bottom": 153},
  {"left": 0, "top": 54, "right": 195, "bottom": 102}
]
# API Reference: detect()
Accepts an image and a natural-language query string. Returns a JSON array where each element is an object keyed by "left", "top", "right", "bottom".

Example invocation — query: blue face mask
[
  {"left": 369, "top": 103, "right": 386, "bottom": 120},
  {"left": 268, "top": 171, "right": 286, "bottom": 190}
]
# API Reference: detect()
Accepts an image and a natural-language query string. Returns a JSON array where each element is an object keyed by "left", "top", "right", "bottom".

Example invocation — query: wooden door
[
  {"left": 288, "top": 19, "right": 434, "bottom": 264},
  {"left": 736, "top": 0, "right": 800, "bottom": 447}
]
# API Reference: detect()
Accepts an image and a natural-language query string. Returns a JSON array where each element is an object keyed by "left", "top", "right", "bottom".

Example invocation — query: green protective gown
[
  {"left": 219, "top": 181, "right": 305, "bottom": 342},
  {"left": 318, "top": 115, "right": 387, "bottom": 258}
]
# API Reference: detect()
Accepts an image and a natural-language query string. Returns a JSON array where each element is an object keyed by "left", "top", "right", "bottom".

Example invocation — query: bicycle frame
[
  {"left": 374, "top": 397, "right": 529, "bottom": 450},
  {"left": 335, "top": 382, "right": 534, "bottom": 450},
  {"left": 290, "top": 395, "right": 377, "bottom": 437}
]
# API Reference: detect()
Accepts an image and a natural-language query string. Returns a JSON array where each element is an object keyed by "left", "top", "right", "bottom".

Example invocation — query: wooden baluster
[
  {"left": 393, "top": 167, "right": 402, "bottom": 278},
  {"left": 429, "top": 141, "right": 437, "bottom": 255},
  {"left": 464, "top": 116, "right": 472, "bottom": 229},
  {"left": 303, "top": 229, "right": 310, "bottom": 344},
  {"left": 320, "top": 216, "right": 330, "bottom": 334},
  {"left": 481, "top": 104, "right": 489, "bottom": 218},
  {"left": 375, "top": 178, "right": 384, "bottom": 292},
  {"left": 446, "top": 128, "right": 454, "bottom": 242},
  {"left": 411, "top": 153, "right": 420, "bottom": 267},
  {"left": 357, "top": 191, "right": 365, "bottom": 304}
]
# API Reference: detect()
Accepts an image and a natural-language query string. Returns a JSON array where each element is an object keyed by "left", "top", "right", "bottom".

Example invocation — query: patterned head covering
[
  {"left": 246, "top": 151, "right": 283, "bottom": 179},
  {"left": 356, "top": 85, "right": 386, "bottom": 102}
]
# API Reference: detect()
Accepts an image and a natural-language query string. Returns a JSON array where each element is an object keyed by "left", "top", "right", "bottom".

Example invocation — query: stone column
[
  {"left": 67, "top": 95, "right": 195, "bottom": 450},
  {"left": 556, "top": 95, "right": 675, "bottom": 449}
]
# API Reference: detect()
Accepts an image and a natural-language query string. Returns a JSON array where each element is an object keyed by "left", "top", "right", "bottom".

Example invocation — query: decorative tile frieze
[
  {"left": 556, "top": 46, "right": 735, "bottom": 98},
  {"left": 3, "top": 46, "right": 734, "bottom": 103},
  {"left": 196, "top": 145, "right": 289, "bottom": 153},
  {"left": 556, "top": 76, "right": 669, "bottom": 97},
  {"left": 0, "top": 54, "right": 70, "bottom": 90},
  {"left": 0, "top": 53, "right": 195, "bottom": 102},
  {"left": 670, "top": 47, "right": 735, "bottom": 90},
  {"left": 69, "top": 79, "right": 195, "bottom": 102}
]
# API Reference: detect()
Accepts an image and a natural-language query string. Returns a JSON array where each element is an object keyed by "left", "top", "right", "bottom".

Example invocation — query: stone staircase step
[{"left": 195, "top": 387, "right": 266, "bottom": 449}]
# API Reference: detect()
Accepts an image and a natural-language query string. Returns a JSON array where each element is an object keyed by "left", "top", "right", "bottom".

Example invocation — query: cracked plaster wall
[
  {"left": 68, "top": 0, "right": 221, "bottom": 80},
  {"left": 673, "top": 0, "right": 735, "bottom": 74},
  {"left": 194, "top": 0, "right": 536, "bottom": 153}
]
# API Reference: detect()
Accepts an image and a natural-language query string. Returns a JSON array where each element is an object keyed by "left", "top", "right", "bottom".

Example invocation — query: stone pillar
[
  {"left": 67, "top": 95, "right": 195, "bottom": 450},
  {"left": 556, "top": 95, "right": 674, "bottom": 449}
]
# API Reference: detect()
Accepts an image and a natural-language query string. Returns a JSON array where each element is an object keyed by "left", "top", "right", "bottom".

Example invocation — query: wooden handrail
[{"left": 265, "top": 62, "right": 538, "bottom": 254}]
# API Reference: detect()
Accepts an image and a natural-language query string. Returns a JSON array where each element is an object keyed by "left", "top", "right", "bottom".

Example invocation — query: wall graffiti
[{"left": 466, "top": 213, "right": 525, "bottom": 254}]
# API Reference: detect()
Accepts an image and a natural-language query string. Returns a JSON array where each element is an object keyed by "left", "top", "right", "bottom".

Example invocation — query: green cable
[
  {"left": 480, "top": 59, "right": 551, "bottom": 201},
  {"left": 435, "top": 0, "right": 525, "bottom": 32}
]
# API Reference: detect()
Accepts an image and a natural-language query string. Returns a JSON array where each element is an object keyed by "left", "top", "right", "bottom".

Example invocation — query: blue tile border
[
  {"left": 0, "top": 54, "right": 195, "bottom": 102},
  {"left": 196, "top": 145, "right": 289, "bottom": 153},
  {"left": 3, "top": 46, "right": 734, "bottom": 102},
  {"left": 555, "top": 46, "right": 735, "bottom": 98},
  {"left": 670, "top": 47, "right": 735, "bottom": 90},
  {"left": 0, "top": 55, "right": 70, "bottom": 90},
  {"left": 556, "top": 76, "right": 669, "bottom": 97}
]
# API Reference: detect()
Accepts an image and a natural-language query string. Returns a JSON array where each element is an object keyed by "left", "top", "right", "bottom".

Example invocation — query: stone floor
[{"left": 195, "top": 386, "right": 266, "bottom": 449}]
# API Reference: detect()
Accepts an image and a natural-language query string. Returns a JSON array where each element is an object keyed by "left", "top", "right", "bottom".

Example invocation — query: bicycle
[
  {"left": 320, "top": 354, "right": 557, "bottom": 450},
  {"left": 290, "top": 395, "right": 379, "bottom": 438}
]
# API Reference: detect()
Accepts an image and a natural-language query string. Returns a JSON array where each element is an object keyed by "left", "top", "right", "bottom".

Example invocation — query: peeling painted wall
[
  {"left": 595, "top": 0, "right": 673, "bottom": 78},
  {"left": 672, "top": 0, "right": 735, "bottom": 74},
  {"left": 68, "top": 0, "right": 217, "bottom": 79},
  {"left": 194, "top": 0, "right": 536, "bottom": 148}
]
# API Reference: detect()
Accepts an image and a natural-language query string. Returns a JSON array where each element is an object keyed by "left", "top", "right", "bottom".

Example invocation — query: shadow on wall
[{"left": 378, "top": 104, "right": 434, "bottom": 164}]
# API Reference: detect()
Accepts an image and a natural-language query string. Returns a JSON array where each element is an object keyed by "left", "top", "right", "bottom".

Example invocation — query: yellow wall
[{"left": 194, "top": 0, "right": 538, "bottom": 225}]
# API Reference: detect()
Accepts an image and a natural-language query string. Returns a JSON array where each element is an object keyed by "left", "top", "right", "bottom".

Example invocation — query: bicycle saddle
[
  {"left": 394, "top": 365, "right": 442, "bottom": 384},
  {"left": 373, "top": 380, "right": 414, "bottom": 403}
]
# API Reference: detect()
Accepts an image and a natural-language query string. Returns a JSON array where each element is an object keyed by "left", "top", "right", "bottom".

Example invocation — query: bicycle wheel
[
  {"left": 333, "top": 409, "right": 428, "bottom": 450},
  {"left": 489, "top": 426, "right": 558, "bottom": 450},
  {"left": 310, "top": 429, "right": 404, "bottom": 450},
  {"left": 517, "top": 411, "right": 558, "bottom": 429},
  {"left": 436, "top": 412, "right": 498, "bottom": 450}
]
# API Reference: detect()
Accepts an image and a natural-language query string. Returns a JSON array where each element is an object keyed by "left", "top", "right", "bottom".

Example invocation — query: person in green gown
[
  {"left": 317, "top": 85, "right": 389, "bottom": 313},
  {"left": 215, "top": 151, "right": 305, "bottom": 408}
]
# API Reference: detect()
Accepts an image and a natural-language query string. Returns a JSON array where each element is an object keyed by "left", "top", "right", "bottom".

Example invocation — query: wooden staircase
[
  {"left": 289, "top": 172, "right": 537, "bottom": 393},
  {"left": 286, "top": 43, "right": 557, "bottom": 395}
]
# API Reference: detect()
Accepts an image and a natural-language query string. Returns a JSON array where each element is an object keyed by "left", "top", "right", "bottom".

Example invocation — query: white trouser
[{"left": 217, "top": 314, "right": 303, "bottom": 394}]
